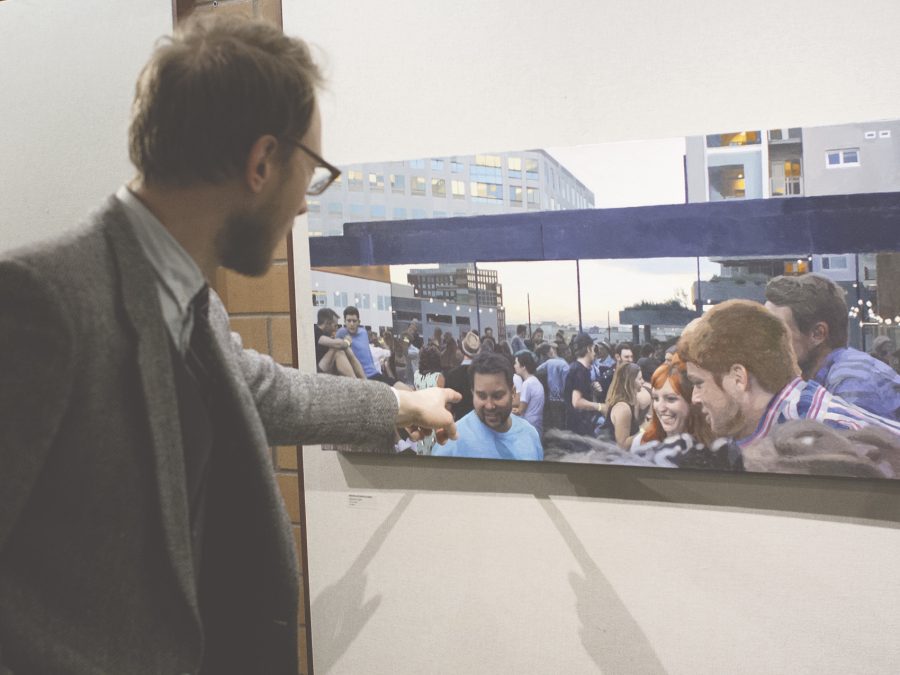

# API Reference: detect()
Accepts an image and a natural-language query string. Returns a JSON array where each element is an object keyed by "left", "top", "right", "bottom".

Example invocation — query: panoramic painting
[{"left": 306, "top": 120, "right": 900, "bottom": 480}]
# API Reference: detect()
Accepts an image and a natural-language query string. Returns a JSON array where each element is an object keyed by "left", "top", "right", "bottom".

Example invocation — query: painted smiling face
[
  {"left": 651, "top": 379, "right": 691, "bottom": 436},
  {"left": 472, "top": 371, "right": 513, "bottom": 433}
]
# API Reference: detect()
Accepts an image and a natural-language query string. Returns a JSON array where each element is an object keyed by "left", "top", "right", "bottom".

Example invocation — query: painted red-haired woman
[{"left": 639, "top": 356, "right": 713, "bottom": 446}]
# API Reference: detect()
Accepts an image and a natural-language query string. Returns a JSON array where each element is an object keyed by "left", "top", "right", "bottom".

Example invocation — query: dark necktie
[
  {"left": 180, "top": 284, "right": 216, "bottom": 573},
  {"left": 185, "top": 284, "right": 216, "bottom": 399}
]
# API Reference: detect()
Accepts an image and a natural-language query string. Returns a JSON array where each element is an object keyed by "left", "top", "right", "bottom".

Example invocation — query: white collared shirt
[{"left": 115, "top": 185, "right": 206, "bottom": 355}]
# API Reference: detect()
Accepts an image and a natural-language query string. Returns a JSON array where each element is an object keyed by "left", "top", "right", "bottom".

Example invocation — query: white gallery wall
[
  {"left": 0, "top": 0, "right": 171, "bottom": 252},
  {"left": 288, "top": 1, "right": 900, "bottom": 673}
]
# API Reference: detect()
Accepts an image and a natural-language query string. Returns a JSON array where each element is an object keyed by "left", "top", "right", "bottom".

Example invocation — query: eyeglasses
[{"left": 293, "top": 141, "right": 341, "bottom": 195}]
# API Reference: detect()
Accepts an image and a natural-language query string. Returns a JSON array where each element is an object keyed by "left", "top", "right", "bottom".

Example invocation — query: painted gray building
[
  {"left": 307, "top": 149, "right": 595, "bottom": 237},
  {"left": 390, "top": 282, "right": 501, "bottom": 341},
  {"left": 801, "top": 120, "right": 899, "bottom": 196}
]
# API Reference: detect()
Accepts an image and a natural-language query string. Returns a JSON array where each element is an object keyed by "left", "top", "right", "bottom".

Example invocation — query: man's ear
[
  {"left": 728, "top": 363, "right": 750, "bottom": 392},
  {"left": 244, "top": 135, "right": 280, "bottom": 194},
  {"left": 809, "top": 321, "right": 829, "bottom": 347}
]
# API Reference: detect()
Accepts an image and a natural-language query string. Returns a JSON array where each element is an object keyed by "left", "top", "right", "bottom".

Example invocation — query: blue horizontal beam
[{"left": 308, "top": 192, "right": 900, "bottom": 267}]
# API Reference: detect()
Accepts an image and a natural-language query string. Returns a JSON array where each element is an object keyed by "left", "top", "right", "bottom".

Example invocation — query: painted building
[
  {"left": 685, "top": 120, "right": 900, "bottom": 348},
  {"left": 307, "top": 149, "right": 594, "bottom": 237}
]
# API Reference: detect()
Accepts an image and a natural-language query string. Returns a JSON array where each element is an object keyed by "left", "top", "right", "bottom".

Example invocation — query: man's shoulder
[
  {"left": 522, "top": 376, "right": 544, "bottom": 397},
  {"left": 3, "top": 200, "right": 115, "bottom": 269},
  {"left": 826, "top": 348, "right": 899, "bottom": 384},
  {"left": 510, "top": 413, "right": 539, "bottom": 435},
  {"left": 508, "top": 415, "right": 542, "bottom": 456},
  {"left": 784, "top": 378, "right": 851, "bottom": 421},
  {"left": 1, "top": 197, "right": 133, "bottom": 308},
  {"left": 335, "top": 327, "right": 349, "bottom": 338},
  {"left": 569, "top": 360, "right": 589, "bottom": 376}
]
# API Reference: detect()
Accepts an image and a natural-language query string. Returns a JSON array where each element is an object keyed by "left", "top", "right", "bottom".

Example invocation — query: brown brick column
[{"left": 173, "top": 2, "right": 312, "bottom": 673}]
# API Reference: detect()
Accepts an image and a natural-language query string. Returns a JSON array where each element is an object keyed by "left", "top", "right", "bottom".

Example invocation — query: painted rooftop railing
[{"left": 308, "top": 191, "right": 900, "bottom": 267}]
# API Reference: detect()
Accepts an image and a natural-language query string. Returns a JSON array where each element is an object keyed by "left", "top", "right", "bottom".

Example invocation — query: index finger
[{"left": 435, "top": 421, "right": 458, "bottom": 444}]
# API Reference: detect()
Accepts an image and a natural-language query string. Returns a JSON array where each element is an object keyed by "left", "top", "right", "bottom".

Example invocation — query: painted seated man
[
  {"left": 434, "top": 352, "right": 543, "bottom": 460},
  {"left": 336, "top": 305, "right": 406, "bottom": 387},
  {"left": 314, "top": 307, "right": 366, "bottom": 378}
]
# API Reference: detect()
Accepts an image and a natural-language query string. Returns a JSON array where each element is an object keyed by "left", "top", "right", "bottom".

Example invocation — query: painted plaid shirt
[{"left": 738, "top": 377, "right": 900, "bottom": 448}]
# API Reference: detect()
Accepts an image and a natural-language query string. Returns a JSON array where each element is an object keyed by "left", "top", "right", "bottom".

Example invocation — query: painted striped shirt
[
  {"left": 738, "top": 377, "right": 900, "bottom": 448},
  {"left": 813, "top": 347, "right": 900, "bottom": 421}
]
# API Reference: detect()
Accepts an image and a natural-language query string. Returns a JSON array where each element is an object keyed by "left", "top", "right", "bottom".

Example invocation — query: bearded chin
[
  {"left": 798, "top": 344, "right": 828, "bottom": 379},
  {"left": 218, "top": 209, "right": 274, "bottom": 277},
  {"left": 715, "top": 399, "right": 747, "bottom": 440},
  {"left": 477, "top": 407, "right": 511, "bottom": 431}
]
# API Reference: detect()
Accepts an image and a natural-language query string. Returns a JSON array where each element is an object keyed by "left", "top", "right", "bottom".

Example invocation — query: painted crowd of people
[{"left": 316, "top": 272, "right": 900, "bottom": 478}]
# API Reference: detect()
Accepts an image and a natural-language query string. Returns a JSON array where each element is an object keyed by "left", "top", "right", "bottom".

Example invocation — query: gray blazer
[{"left": 0, "top": 197, "right": 398, "bottom": 674}]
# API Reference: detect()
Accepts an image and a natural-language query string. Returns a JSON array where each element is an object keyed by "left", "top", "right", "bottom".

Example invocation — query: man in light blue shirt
[
  {"left": 336, "top": 305, "right": 394, "bottom": 384},
  {"left": 434, "top": 352, "right": 543, "bottom": 460}
]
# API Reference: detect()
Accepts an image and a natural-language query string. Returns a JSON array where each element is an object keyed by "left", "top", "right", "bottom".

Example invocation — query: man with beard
[
  {"left": 678, "top": 300, "right": 900, "bottom": 449},
  {"left": 434, "top": 352, "right": 543, "bottom": 460},
  {"left": 765, "top": 273, "right": 900, "bottom": 420},
  {"left": 0, "top": 15, "right": 458, "bottom": 675}
]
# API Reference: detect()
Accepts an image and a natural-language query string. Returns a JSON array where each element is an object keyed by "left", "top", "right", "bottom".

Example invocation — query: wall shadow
[
  {"left": 310, "top": 492, "right": 414, "bottom": 673},
  {"left": 537, "top": 495, "right": 667, "bottom": 674}
]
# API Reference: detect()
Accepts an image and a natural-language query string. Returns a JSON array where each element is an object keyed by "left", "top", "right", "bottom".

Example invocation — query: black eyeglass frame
[{"left": 293, "top": 141, "right": 341, "bottom": 195}]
